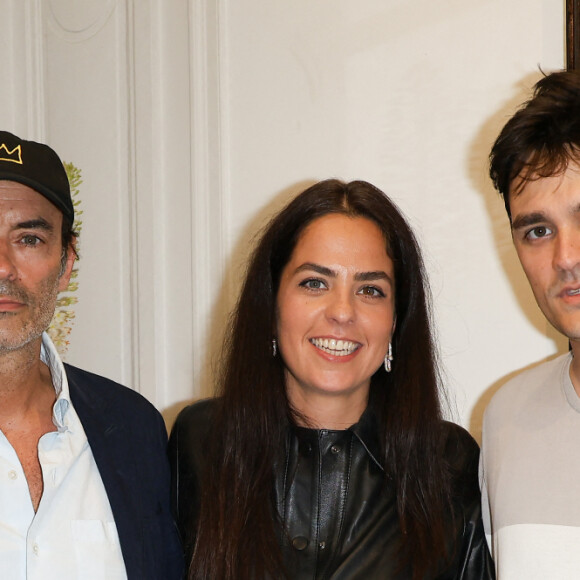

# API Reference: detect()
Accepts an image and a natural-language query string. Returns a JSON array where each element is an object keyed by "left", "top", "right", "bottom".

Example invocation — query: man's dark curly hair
[{"left": 490, "top": 70, "right": 580, "bottom": 219}]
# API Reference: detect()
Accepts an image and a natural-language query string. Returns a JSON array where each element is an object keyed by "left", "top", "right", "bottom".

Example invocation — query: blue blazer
[{"left": 66, "top": 364, "right": 184, "bottom": 580}]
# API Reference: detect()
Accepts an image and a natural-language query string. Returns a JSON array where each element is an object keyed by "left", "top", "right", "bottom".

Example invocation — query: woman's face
[{"left": 276, "top": 214, "right": 395, "bottom": 417}]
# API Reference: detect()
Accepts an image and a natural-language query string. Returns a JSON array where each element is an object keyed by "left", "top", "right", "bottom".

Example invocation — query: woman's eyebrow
[
  {"left": 294, "top": 263, "right": 335, "bottom": 277},
  {"left": 354, "top": 271, "right": 392, "bottom": 283},
  {"left": 294, "top": 263, "right": 392, "bottom": 284}
]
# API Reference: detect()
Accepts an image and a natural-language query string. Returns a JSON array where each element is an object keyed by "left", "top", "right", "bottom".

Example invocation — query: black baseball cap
[{"left": 0, "top": 131, "right": 74, "bottom": 222}]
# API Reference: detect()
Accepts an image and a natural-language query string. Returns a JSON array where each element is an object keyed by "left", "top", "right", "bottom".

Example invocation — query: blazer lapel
[{"left": 66, "top": 365, "right": 145, "bottom": 579}]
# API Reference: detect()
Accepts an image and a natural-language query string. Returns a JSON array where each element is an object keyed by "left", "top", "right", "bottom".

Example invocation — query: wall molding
[
  {"left": 24, "top": 0, "right": 46, "bottom": 137},
  {"left": 47, "top": 0, "right": 117, "bottom": 43},
  {"left": 189, "top": 0, "right": 228, "bottom": 395}
]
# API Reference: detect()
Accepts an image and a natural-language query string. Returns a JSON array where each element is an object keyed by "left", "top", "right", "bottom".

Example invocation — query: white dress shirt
[{"left": 0, "top": 333, "right": 127, "bottom": 579}]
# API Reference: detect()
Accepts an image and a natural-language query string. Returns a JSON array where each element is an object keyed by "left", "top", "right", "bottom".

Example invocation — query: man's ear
[{"left": 58, "top": 241, "right": 76, "bottom": 292}]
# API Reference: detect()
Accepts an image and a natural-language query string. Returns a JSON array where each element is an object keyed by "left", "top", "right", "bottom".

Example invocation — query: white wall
[
  {"left": 218, "top": 0, "right": 566, "bottom": 439},
  {"left": 0, "top": 0, "right": 567, "bottom": 438}
]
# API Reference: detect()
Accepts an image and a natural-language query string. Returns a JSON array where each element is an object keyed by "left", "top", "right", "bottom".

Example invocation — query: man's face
[
  {"left": 510, "top": 161, "right": 580, "bottom": 343},
  {"left": 0, "top": 181, "right": 74, "bottom": 353}
]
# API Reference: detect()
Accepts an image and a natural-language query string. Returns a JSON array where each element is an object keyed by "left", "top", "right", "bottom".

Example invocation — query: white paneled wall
[
  {"left": 0, "top": 0, "right": 568, "bottom": 437},
  {"left": 0, "top": 0, "right": 221, "bottom": 421}
]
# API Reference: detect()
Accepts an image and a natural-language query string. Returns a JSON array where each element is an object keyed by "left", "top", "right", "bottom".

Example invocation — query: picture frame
[{"left": 567, "top": 0, "right": 580, "bottom": 69}]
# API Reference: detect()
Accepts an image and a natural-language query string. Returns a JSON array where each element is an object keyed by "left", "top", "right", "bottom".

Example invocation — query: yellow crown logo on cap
[{"left": 0, "top": 143, "right": 23, "bottom": 165}]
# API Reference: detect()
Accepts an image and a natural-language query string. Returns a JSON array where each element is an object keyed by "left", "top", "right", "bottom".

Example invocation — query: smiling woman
[
  {"left": 276, "top": 214, "right": 396, "bottom": 429},
  {"left": 169, "top": 180, "right": 495, "bottom": 580}
]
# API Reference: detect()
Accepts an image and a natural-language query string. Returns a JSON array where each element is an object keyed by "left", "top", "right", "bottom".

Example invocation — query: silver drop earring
[
  {"left": 272, "top": 338, "right": 277, "bottom": 357},
  {"left": 384, "top": 343, "right": 393, "bottom": 372}
]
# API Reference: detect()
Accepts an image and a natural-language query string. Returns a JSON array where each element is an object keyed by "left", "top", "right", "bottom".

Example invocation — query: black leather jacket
[{"left": 169, "top": 399, "right": 495, "bottom": 579}]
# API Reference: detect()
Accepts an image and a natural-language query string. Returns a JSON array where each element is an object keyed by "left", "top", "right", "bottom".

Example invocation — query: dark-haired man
[
  {"left": 0, "top": 131, "right": 183, "bottom": 579},
  {"left": 481, "top": 70, "right": 580, "bottom": 578}
]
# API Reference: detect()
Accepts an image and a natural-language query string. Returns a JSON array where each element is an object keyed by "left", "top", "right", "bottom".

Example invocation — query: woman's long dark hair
[{"left": 190, "top": 180, "right": 452, "bottom": 579}]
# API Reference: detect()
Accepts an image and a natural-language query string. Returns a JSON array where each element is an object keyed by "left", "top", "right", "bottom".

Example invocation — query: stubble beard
[{"left": 0, "top": 272, "right": 62, "bottom": 354}]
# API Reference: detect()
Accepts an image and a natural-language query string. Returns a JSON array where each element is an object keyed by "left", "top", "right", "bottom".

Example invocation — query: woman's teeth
[{"left": 310, "top": 338, "right": 359, "bottom": 356}]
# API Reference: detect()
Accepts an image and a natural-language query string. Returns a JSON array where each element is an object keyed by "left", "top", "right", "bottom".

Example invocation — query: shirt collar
[
  {"left": 291, "top": 404, "right": 384, "bottom": 472},
  {"left": 350, "top": 404, "right": 384, "bottom": 471},
  {"left": 40, "top": 331, "right": 71, "bottom": 431}
]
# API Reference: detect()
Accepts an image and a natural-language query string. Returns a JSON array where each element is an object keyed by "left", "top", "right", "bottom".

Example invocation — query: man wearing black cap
[{"left": 0, "top": 131, "right": 183, "bottom": 579}]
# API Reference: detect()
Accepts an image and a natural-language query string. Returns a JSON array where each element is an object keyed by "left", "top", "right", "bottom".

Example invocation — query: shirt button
[
  {"left": 292, "top": 536, "right": 309, "bottom": 551},
  {"left": 331, "top": 445, "right": 340, "bottom": 453},
  {"left": 33, "top": 544, "right": 39, "bottom": 555},
  {"left": 8, "top": 470, "right": 17, "bottom": 480},
  {"left": 319, "top": 541, "right": 326, "bottom": 550}
]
